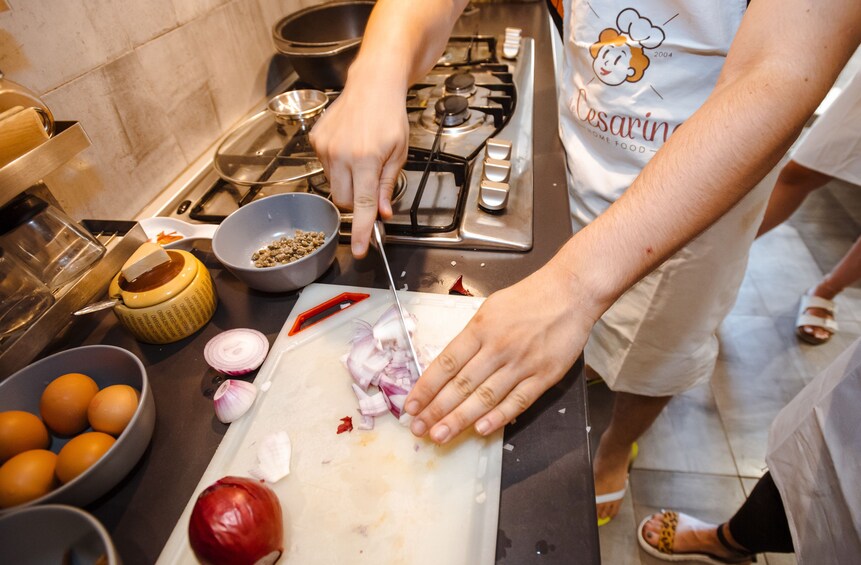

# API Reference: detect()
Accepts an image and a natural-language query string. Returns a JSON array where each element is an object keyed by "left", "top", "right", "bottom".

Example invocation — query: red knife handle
[{"left": 287, "top": 292, "right": 370, "bottom": 336}]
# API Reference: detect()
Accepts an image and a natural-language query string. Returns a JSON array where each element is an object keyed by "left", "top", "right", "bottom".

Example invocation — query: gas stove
[{"left": 156, "top": 35, "right": 534, "bottom": 251}]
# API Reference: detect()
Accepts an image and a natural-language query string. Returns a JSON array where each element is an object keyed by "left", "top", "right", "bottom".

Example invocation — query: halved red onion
[
  {"left": 213, "top": 379, "right": 258, "bottom": 423},
  {"left": 204, "top": 328, "right": 270, "bottom": 376}
]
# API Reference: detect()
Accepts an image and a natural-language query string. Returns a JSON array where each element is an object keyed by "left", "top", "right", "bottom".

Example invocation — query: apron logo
[{"left": 590, "top": 8, "right": 665, "bottom": 86}]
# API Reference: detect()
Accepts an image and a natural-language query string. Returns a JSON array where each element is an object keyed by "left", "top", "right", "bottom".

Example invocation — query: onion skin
[{"left": 188, "top": 476, "right": 284, "bottom": 565}]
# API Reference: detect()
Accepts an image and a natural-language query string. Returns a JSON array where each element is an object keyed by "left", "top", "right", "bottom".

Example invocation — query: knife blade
[{"left": 372, "top": 220, "right": 423, "bottom": 376}]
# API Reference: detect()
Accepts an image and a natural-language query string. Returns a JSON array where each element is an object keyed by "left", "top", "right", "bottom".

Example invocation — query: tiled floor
[
  {"left": 588, "top": 168, "right": 861, "bottom": 565},
  {"left": 590, "top": 177, "right": 861, "bottom": 564}
]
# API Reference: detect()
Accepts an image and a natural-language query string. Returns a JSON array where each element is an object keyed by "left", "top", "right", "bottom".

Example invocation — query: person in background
[
  {"left": 309, "top": 0, "right": 861, "bottom": 527},
  {"left": 638, "top": 336, "right": 861, "bottom": 564},
  {"left": 756, "top": 70, "right": 861, "bottom": 345}
]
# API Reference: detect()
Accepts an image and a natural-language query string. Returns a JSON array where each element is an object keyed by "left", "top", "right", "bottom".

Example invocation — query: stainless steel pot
[{"left": 272, "top": 1, "right": 376, "bottom": 90}]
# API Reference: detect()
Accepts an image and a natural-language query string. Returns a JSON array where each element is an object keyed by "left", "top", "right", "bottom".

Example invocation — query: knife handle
[{"left": 288, "top": 292, "right": 370, "bottom": 336}]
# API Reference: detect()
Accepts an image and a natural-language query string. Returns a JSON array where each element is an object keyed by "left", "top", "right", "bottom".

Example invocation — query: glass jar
[
  {"left": 0, "top": 194, "right": 105, "bottom": 290},
  {"left": 0, "top": 246, "right": 54, "bottom": 339}
]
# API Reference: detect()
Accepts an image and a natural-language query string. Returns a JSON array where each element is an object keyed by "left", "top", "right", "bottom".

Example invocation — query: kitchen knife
[{"left": 372, "top": 220, "right": 423, "bottom": 375}]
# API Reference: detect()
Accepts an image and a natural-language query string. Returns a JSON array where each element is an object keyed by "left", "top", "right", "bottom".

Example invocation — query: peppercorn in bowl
[{"left": 212, "top": 193, "right": 340, "bottom": 293}]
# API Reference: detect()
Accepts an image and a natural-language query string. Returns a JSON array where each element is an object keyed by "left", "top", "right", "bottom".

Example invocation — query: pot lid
[{"left": 213, "top": 109, "right": 324, "bottom": 188}]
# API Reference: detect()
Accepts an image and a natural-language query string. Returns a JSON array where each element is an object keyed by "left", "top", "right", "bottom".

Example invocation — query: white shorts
[
  {"left": 792, "top": 71, "right": 861, "bottom": 186},
  {"left": 583, "top": 166, "right": 778, "bottom": 397}
]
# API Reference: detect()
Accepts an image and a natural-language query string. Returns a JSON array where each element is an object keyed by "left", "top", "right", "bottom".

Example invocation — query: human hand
[
  {"left": 404, "top": 261, "right": 598, "bottom": 443},
  {"left": 309, "top": 79, "right": 410, "bottom": 258}
]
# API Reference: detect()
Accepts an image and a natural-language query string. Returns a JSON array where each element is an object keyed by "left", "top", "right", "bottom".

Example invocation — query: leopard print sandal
[{"left": 637, "top": 510, "right": 757, "bottom": 564}]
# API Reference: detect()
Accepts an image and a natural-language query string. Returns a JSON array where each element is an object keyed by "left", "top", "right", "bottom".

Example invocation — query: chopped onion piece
[
  {"left": 249, "top": 431, "right": 292, "bottom": 483},
  {"left": 205, "top": 328, "right": 270, "bottom": 376},
  {"left": 213, "top": 379, "right": 257, "bottom": 423},
  {"left": 359, "top": 392, "right": 388, "bottom": 417},
  {"left": 357, "top": 415, "right": 375, "bottom": 430},
  {"left": 372, "top": 305, "right": 417, "bottom": 349},
  {"left": 343, "top": 306, "right": 427, "bottom": 427}
]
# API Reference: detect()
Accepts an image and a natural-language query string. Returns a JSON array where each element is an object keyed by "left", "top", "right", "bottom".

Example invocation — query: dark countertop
[{"left": 45, "top": 2, "right": 599, "bottom": 564}]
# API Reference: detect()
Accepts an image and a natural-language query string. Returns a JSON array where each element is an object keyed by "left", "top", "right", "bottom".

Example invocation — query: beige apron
[
  {"left": 557, "top": 0, "right": 775, "bottom": 395},
  {"left": 766, "top": 338, "right": 861, "bottom": 564}
]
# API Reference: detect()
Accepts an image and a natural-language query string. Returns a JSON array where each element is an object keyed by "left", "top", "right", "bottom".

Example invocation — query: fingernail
[
  {"left": 411, "top": 419, "right": 427, "bottom": 436},
  {"left": 475, "top": 420, "right": 490, "bottom": 435},
  {"left": 405, "top": 400, "right": 419, "bottom": 415},
  {"left": 430, "top": 424, "right": 450, "bottom": 443}
]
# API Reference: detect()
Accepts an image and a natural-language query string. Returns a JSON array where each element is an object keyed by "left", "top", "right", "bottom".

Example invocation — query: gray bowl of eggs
[{"left": 0, "top": 345, "right": 155, "bottom": 512}]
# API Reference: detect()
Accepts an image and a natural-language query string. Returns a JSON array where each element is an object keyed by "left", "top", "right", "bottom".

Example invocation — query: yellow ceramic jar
[{"left": 108, "top": 250, "right": 217, "bottom": 344}]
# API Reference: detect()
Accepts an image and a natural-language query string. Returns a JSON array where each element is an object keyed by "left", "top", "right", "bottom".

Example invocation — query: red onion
[
  {"left": 205, "top": 329, "right": 270, "bottom": 376},
  {"left": 213, "top": 379, "right": 258, "bottom": 424},
  {"left": 188, "top": 476, "right": 284, "bottom": 565}
]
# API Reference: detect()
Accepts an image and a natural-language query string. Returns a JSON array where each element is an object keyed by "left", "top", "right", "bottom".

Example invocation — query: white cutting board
[{"left": 158, "top": 284, "right": 502, "bottom": 565}]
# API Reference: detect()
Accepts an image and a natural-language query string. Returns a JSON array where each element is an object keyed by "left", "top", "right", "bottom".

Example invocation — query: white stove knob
[
  {"left": 479, "top": 179, "right": 510, "bottom": 212},
  {"left": 483, "top": 157, "right": 511, "bottom": 183},
  {"left": 503, "top": 39, "right": 520, "bottom": 60},
  {"left": 486, "top": 138, "right": 512, "bottom": 160}
]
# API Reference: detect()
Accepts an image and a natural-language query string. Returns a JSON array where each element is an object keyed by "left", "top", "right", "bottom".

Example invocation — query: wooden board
[{"left": 158, "top": 284, "right": 502, "bottom": 565}]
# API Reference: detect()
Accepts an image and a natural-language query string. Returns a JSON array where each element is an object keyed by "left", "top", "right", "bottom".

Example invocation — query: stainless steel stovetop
[{"left": 151, "top": 35, "right": 534, "bottom": 251}]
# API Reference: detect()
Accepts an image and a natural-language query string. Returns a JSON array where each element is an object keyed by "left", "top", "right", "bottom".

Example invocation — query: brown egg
[
  {"left": 0, "top": 411, "right": 50, "bottom": 463},
  {"left": 55, "top": 432, "right": 115, "bottom": 484},
  {"left": 88, "top": 384, "right": 140, "bottom": 436},
  {"left": 0, "top": 449, "right": 58, "bottom": 508},
  {"left": 40, "top": 373, "right": 100, "bottom": 436}
]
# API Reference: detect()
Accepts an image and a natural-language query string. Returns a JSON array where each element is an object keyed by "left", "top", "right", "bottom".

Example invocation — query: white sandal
[{"left": 796, "top": 292, "right": 838, "bottom": 345}]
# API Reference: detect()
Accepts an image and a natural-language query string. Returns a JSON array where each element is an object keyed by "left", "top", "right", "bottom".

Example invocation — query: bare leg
[
  {"left": 594, "top": 391, "right": 671, "bottom": 521},
  {"left": 757, "top": 160, "right": 834, "bottom": 237},
  {"left": 802, "top": 235, "right": 861, "bottom": 340}
]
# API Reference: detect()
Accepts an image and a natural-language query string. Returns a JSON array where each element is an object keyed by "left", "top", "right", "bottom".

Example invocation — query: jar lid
[
  {"left": 0, "top": 194, "right": 48, "bottom": 236},
  {"left": 108, "top": 250, "right": 199, "bottom": 309}
]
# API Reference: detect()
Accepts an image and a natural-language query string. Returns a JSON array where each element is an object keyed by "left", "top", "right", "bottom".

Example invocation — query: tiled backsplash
[{"left": 0, "top": 0, "right": 321, "bottom": 220}]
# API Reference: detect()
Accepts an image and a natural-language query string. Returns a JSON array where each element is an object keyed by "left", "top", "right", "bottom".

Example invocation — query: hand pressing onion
[{"left": 188, "top": 476, "right": 284, "bottom": 565}]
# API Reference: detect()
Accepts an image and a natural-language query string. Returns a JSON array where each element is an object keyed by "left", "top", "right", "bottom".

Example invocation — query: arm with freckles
[
  {"left": 405, "top": 0, "right": 861, "bottom": 444},
  {"left": 309, "top": 0, "right": 470, "bottom": 258}
]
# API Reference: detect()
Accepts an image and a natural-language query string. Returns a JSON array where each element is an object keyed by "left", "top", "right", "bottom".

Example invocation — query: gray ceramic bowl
[
  {"left": 0, "top": 504, "right": 120, "bottom": 564},
  {"left": 0, "top": 345, "right": 155, "bottom": 513},
  {"left": 212, "top": 193, "right": 340, "bottom": 293}
]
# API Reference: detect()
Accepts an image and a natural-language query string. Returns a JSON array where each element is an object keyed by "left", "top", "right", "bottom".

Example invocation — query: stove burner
[
  {"left": 444, "top": 72, "right": 476, "bottom": 97},
  {"left": 309, "top": 170, "right": 409, "bottom": 207},
  {"left": 435, "top": 95, "right": 470, "bottom": 127}
]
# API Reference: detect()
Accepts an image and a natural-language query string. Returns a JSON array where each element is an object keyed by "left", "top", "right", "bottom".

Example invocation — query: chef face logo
[{"left": 590, "top": 8, "right": 665, "bottom": 86}]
